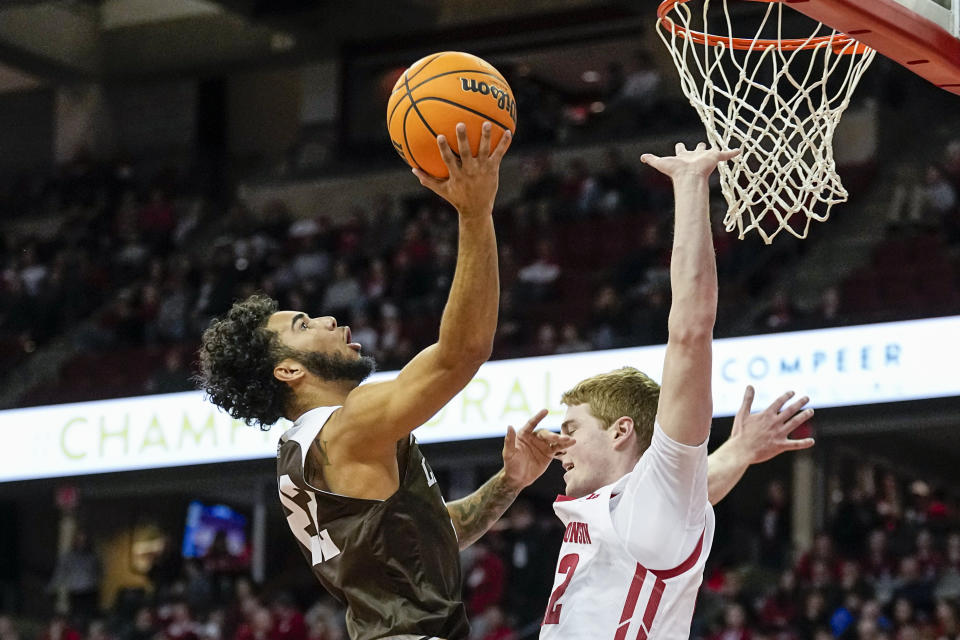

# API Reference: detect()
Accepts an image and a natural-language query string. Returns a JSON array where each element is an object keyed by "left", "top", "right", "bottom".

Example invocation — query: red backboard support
[{"left": 785, "top": 0, "right": 960, "bottom": 95}]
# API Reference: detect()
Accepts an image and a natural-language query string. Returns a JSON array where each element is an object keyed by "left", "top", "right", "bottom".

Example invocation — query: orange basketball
[{"left": 387, "top": 51, "right": 517, "bottom": 178}]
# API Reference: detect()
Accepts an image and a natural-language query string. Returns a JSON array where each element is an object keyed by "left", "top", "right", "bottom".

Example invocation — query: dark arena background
[{"left": 0, "top": 1, "right": 959, "bottom": 639}]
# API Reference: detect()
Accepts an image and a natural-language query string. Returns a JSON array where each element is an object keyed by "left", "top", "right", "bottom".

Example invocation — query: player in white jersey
[{"left": 536, "top": 144, "right": 816, "bottom": 639}]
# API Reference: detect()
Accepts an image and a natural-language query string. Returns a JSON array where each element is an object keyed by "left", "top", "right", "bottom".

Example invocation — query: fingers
[
  {"left": 536, "top": 430, "right": 575, "bottom": 458},
  {"left": 454, "top": 122, "right": 472, "bottom": 166},
  {"left": 784, "top": 407, "right": 814, "bottom": 432},
  {"left": 696, "top": 142, "right": 707, "bottom": 151},
  {"left": 738, "top": 385, "right": 756, "bottom": 416},
  {"left": 781, "top": 395, "right": 811, "bottom": 420},
  {"left": 519, "top": 409, "right": 549, "bottom": 436},
  {"left": 640, "top": 153, "right": 662, "bottom": 169},
  {"left": 504, "top": 424, "right": 517, "bottom": 452},
  {"left": 412, "top": 168, "right": 445, "bottom": 195},
  {"left": 782, "top": 437, "right": 815, "bottom": 451},
  {"left": 536, "top": 430, "right": 575, "bottom": 448},
  {"left": 490, "top": 128, "right": 513, "bottom": 163},
  {"left": 718, "top": 148, "right": 741, "bottom": 161},
  {"left": 477, "top": 122, "right": 492, "bottom": 158},
  {"left": 437, "top": 134, "right": 460, "bottom": 173},
  {"left": 767, "top": 390, "right": 796, "bottom": 415}
]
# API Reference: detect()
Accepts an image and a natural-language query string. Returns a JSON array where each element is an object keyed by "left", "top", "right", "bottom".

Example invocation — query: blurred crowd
[
  {"left": 0, "top": 97, "right": 955, "bottom": 406},
  {"left": 2, "top": 464, "right": 958, "bottom": 640},
  {"left": 696, "top": 461, "right": 960, "bottom": 640},
  {"left": 2, "top": 142, "right": 767, "bottom": 406},
  {"left": 753, "top": 137, "right": 960, "bottom": 333}
]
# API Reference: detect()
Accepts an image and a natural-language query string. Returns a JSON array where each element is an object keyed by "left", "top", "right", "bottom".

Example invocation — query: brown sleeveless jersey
[{"left": 277, "top": 406, "right": 468, "bottom": 640}]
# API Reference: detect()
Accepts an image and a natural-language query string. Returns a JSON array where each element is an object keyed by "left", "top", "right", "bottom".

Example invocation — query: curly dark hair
[{"left": 196, "top": 294, "right": 292, "bottom": 429}]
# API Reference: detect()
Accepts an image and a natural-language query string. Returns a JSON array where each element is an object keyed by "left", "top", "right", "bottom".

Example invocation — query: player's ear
[
  {"left": 274, "top": 358, "right": 305, "bottom": 384},
  {"left": 611, "top": 417, "right": 635, "bottom": 451}
]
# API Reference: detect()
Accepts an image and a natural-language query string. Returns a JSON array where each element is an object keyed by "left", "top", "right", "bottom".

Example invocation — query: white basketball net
[{"left": 657, "top": 0, "right": 877, "bottom": 243}]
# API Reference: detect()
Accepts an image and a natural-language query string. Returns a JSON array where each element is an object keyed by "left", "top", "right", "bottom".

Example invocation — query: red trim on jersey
[
  {"left": 555, "top": 494, "right": 577, "bottom": 502},
  {"left": 650, "top": 529, "right": 705, "bottom": 580},
  {"left": 635, "top": 577, "right": 667, "bottom": 639},
  {"left": 613, "top": 564, "right": 648, "bottom": 640}
]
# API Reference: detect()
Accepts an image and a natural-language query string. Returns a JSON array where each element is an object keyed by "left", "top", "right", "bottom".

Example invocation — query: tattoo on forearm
[{"left": 447, "top": 471, "right": 519, "bottom": 549}]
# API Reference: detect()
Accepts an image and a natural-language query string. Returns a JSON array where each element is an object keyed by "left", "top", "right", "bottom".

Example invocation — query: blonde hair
[{"left": 561, "top": 367, "right": 660, "bottom": 453}]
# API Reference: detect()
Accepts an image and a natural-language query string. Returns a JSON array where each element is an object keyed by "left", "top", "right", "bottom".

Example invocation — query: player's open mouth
[{"left": 344, "top": 327, "right": 362, "bottom": 352}]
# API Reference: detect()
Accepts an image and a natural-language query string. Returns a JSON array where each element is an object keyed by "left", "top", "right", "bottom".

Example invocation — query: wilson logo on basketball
[{"left": 459, "top": 78, "right": 517, "bottom": 122}]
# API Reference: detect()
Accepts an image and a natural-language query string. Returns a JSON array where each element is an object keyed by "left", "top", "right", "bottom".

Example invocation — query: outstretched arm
[
  {"left": 707, "top": 386, "right": 816, "bottom": 505},
  {"left": 643, "top": 143, "right": 739, "bottom": 447},
  {"left": 334, "top": 123, "right": 511, "bottom": 455},
  {"left": 447, "top": 410, "right": 574, "bottom": 549}
]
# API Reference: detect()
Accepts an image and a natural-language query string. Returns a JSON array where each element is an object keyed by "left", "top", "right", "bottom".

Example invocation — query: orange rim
[{"left": 657, "top": 0, "right": 871, "bottom": 54}]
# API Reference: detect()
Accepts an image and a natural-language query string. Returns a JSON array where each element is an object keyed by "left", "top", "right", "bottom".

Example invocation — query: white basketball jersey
[{"left": 539, "top": 476, "right": 715, "bottom": 640}]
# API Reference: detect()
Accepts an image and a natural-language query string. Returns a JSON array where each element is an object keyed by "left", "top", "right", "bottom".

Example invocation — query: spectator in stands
[
  {"left": 832, "top": 485, "right": 875, "bottom": 560},
  {"left": 139, "top": 189, "right": 176, "bottom": 252},
  {"left": 891, "top": 596, "right": 917, "bottom": 631},
  {"left": 532, "top": 322, "right": 557, "bottom": 356},
  {"left": 303, "top": 599, "right": 344, "bottom": 640},
  {"left": 153, "top": 271, "right": 192, "bottom": 344},
  {"left": 934, "top": 599, "right": 960, "bottom": 638},
  {"left": 757, "top": 570, "right": 799, "bottom": 633},
  {"left": 319, "top": 260, "right": 362, "bottom": 322},
  {"left": 876, "top": 471, "right": 904, "bottom": 531},
  {"left": 88, "top": 619, "right": 115, "bottom": 640},
  {"left": 516, "top": 239, "right": 561, "bottom": 303},
  {"left": 829, "top": 591, "right": 863, "bottom": 637},
  {"left": 558, "top": 158, "right": 599, "bottom": 217},
  {"left": 147, "top": 535, "right": 182, "bottom": 599},
  {"left": 163, "top": 601, "right": 198, "bottom": 640},
  {"left": 183, "top": 559, "right": 213, "bottom": 614},
  {"left": 892, "top": 556, "right": 935, "bottom": 616},
  {"left": 145, "top": 348, "right": 195, "bottom": 394},
  {"left": 754, "top": 289, "right": 800, "bottom": 332},
  {"left": 464, "top": 538, "right": 506, "bottom": 618},
  {"left": 40, "top": 615, "right": 81, "bottom": 640},
  {"left": 797, "top": 532, "right": 841, "bottom": 584},
  {"left": 839, "top": 560, "right": 874, "bottom": 601},
  {"left": 362, "top": 259, "right": 388, "bottom": 303},
  {"left": 270, "top": 594, "right": 306, "bottom": 640},
  {"left": 597, "top": 148, "right": 645, "bottom": 214},
  {"left": 233, "top": 607, "right": 271, "bottom": 640},
  {"left": 810, "top": 285, "right": 842, "bottom": 328},
  {"left": 711, "top": 603, "right": 751, "bottom": 640},
  {"left": 48, "top": 529, "right": 101, "bottom": 622},
  {"left": 554, "top": 323, "right": 591, "bottom": 354},
  {"left": 202, "top": 532, "right": 239, "bottom": 605},
  {"left": 589, "top": 284, "right": 627, "bottom": 349},
  {"left": 604, "top": 51, "right": 663, "bottom": 131},
  {"left": 0, "top": 616, "right": 19, "bottom": 640},
  {"left": 471, "top": 605, "right": 515, "bottom": 640},
  {"left": 913, "top": 529, "right": 944, "bottom": 580},
  {"left": 887, "top": 163, "right": 957, "bottom": 230},
  {"left": 121, "top": 607, "right": 158, "bottom": 640},
  {"left": 520, "top": 154, "right": 561, "bottom": 203},
  {"left": 758, "top": 480, "right": 791, "bottom": 571},
  {"left": 795, "top": 591, "right": 830, "bottom": 639}
]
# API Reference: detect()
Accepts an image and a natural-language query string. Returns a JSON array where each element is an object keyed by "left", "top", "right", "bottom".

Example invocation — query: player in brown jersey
[{"left": 197, "top": 124, "right": 572, "bottom": 640}]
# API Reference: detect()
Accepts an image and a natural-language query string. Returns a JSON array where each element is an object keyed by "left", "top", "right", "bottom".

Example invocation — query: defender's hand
[
  {"left": 730, "top": 386, "right": 815, "bottom": 464},
  {"left": 412, "top": 121, "right": 512, "bottom": 218},
  {"left": 502, "top": 409, "right": 575, "bottom": 490},
  {"left": 640, "top": 142, "right": 740, "bottom": 180}
]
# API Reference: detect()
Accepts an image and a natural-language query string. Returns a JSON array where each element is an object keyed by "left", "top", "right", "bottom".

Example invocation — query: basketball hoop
[{"left": 657, "top": 0, "right": 877, "bottom": 243}]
